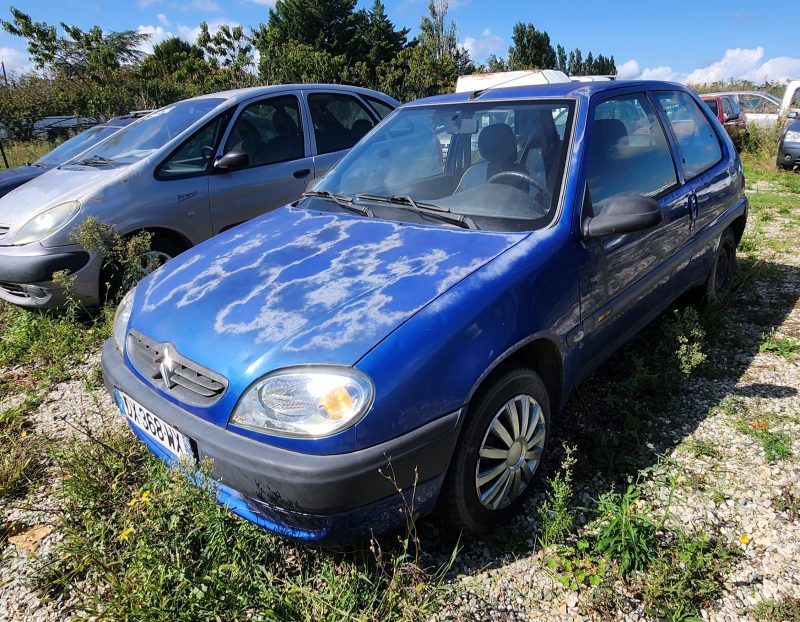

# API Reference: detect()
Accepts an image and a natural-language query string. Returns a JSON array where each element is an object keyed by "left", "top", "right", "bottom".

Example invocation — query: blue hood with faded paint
[
  {"left": 130, "top": 206, "right": 524, "bottom": 417},
  {"left": 0, "top": 164, "right": 46, "bottom": 199}
]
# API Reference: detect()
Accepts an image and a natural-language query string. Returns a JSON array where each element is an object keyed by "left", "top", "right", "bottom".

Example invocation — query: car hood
[
  {"left": 132, "top": 206, "right": 525, "bottom": 386},
  {"left": 0, "top": 165, "right": 120, "bottom": 226}
]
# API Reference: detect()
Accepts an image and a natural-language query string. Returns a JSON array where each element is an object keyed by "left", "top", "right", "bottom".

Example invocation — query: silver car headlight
[
  {"left": 785, "top": 130, "right": 800, "bottom": 143},
  {"left": 112, "top": 288, "right": 136, "bottom": 354},
  {"left": 13, "top": 201, "right": 81, "bottom": 245},
  {"left": 230, "top": 367, "right": 373, "bottom": 438}
]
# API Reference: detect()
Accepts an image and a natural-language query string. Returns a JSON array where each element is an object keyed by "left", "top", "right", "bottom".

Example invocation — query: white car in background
[{"left": 715, "top": 82, "right": 800, "bottom": 128}]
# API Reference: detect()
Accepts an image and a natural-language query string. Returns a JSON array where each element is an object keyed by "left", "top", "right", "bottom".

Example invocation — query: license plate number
[{"left": 117, "top": 390, "right": 193, "bottom": 459}]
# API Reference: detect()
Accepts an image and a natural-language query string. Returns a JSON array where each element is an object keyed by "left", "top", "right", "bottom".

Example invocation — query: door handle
[{"left": 293, "top": 168, "right": 311, "bottom": 179}]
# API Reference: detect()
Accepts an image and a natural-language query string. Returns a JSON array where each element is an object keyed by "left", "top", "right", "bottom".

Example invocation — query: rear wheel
[
  {"left": 440, "top": 367, "right": 550, "bottom": 533},
  {"left": 704, "top": 228, "right": 737, "bottom": 304},
  {"left": 100, "top": 234, "right": 183, "bottom": 303}
]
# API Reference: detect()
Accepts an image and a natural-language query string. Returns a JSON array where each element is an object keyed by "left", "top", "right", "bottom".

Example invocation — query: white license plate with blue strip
[{"left": 117, "top": 390, "right": 192, "bottom": 458}]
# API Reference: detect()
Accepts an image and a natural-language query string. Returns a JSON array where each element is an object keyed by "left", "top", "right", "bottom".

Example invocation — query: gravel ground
[{"left": 1, "top": 182, "right": 799, "bottom": 621}]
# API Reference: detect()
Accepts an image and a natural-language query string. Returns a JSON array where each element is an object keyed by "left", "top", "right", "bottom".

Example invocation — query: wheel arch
[{"left": 126, "top": 226, "right": 194, "bottom": 253}]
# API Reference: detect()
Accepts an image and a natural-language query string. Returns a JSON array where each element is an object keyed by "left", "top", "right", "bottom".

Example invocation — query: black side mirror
[
  {"left": 214, "top": 150, "right": 249, "bottom": 172},
  {"left": 582, "top": 195, "right": 663, "bottom": 239},
  {"left": 788, "top": 110, "right": 799, "bottom": 120}
]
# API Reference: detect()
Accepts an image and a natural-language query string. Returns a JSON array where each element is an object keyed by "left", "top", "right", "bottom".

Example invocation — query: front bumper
[
  {"left": 777, "top": 142, "right": 800, "bottom": 170},
  {"left": 101, "top": 339, "right": 463, "bottom": 544},
  {"left": 0, "top": 243, "right": 100, "bottom": 308}
]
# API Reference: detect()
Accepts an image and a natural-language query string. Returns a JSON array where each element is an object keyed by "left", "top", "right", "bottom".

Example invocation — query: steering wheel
[{"left": 487, "top": 170, "right": 549, "bottom": 197}]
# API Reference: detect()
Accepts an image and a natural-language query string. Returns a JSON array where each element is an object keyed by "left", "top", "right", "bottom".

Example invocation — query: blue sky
[{"left": 1, "top": 0, "right": 798, "bottom": 84}]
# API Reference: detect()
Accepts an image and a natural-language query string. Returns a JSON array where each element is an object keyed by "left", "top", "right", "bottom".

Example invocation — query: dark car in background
[
  {"left": 701, "top": 94, "right": 747, "bottom": 150},
  {"left": 0, "top": 112, "right": 150, "bottom": 199},
  {"left": 777, "top": 118, "right": 800, "bottom": 170}
]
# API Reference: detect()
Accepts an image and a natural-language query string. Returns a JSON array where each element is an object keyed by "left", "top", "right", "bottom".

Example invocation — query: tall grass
[{"left": 0, "top": 139, "right": 57, "bottom": 167}]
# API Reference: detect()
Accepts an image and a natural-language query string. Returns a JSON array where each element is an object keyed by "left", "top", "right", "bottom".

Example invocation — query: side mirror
[
  {"left": 788, "top": 110, "right": 799, "bottom": 120},
  {"left": 582, "top": 195, "right": 663, "bottom": 239},
  {"left": 214, "top": 150, "right": 249, "bottom": 172}
]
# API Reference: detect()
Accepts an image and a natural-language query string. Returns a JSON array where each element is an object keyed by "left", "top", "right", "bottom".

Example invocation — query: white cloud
[
  {"left": 616, "top": 59, "right": 640, "bottom": 79},
  {"left": 157, "top": 13, "right": 171, "bottom": 27},
  {"left": 622, "top": 47, "right": 800, "bottom": 86},
  {"left": 461, "top": 28, "right": 503, "bottom": 62},
  {"left": 137, "top": 24, "right": 174, "bottom": 54},
  {"left": 187, "top": 0, "right": 220, "bottom": 11},
  {"left": 0, "top": 46, "right": 32, "bottom": 75}
]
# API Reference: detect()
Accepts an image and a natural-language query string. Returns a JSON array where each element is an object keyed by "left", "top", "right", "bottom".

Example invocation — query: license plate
[{"left": 116, "top": 389, "right": 193, "bottom": 459}]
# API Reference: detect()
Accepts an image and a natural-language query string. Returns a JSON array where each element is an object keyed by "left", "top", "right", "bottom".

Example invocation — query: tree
[
  {"left": 507, "top": 22, "right": 556, "bottom": 70},
  {"left": 556, "top": 44, "right": 567, "bottom": 73},
  {"left": 418, "top": 0, "right": 458, "bottom": 61},
  {"left": 197, "top": 22, "right": 253, "bottom": 72},
  {"left": 359, "top": 0, "right": 408, "bottom": 68},
  {"left": 264, "top": 0, "right": 362, "bottom": 60},
  {"left": 140, "top": 37, "right": 205, "bottom": 78}
]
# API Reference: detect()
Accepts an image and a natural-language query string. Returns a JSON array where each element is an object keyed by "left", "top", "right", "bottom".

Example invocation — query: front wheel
[{"left": 440, "top": 367, "right": 551, "bottom": 533}]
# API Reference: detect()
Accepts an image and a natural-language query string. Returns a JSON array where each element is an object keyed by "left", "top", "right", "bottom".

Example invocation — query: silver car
[{"left": 0, "top": 84, "right": 398, "bottom": 308}]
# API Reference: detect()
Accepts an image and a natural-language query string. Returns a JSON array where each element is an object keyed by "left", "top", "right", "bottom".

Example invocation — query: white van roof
[{"left": 455, "top": 70, "right": 572, "bottom": 93}]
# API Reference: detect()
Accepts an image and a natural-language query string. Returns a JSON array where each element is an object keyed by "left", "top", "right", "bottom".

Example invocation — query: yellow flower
[
  {"left": 62, "top": 552, "right": 71, "bottom": 560},
  {"left": 739, "top": 534, "right": 750, "bottom": 545},
  {"left": 118, "top": 527, "right": 134, "bottom": 542},
  {"left": 140, "top": 491, "right": 151, "bottom": 502},
  {"left": 20, "top": 430, "right": 27, "bottom": 439},
  {"left": 128, "top": 497, "right": 138, "bottom": 507}
]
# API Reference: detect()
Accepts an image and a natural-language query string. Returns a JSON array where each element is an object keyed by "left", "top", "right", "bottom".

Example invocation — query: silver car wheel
[
  {"left": 475, "top": 393, "right": 546, "bottom": 510},
  {"left": 139, "top": 250, "right": 172, "bottom": 275}
]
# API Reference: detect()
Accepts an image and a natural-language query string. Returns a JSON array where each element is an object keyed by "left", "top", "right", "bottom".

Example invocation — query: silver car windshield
[
  {"left": 36, "top": 125, "right": 120, "bottom": 167},
  {"left": 66, "top": 98, "right": 224, "bottom": 166},
  {"left": 312, "top": 99, "right": 575, "bottom": 231}
]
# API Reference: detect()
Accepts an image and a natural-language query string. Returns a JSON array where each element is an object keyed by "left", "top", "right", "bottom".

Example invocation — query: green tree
[
  {"left": 507, "top": 22, "right": 556, "bottom": 70},
  {"left": 418, "top": 0, "right": 458, "bottom": 61},
  {"left": 264, "top": 0, "right": 362, "bottom": 59},
  {"left": 359, "top": 0, "right": 408, "bottom": 68},
  {"left": 556, "top": 44, "right": 567, "bottom": 73},
  {"left": 140, "top": 37, "right": 205, "bottom": 79}
]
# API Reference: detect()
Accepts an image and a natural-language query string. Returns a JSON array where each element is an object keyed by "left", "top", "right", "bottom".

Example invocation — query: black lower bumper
[
  {"left": 0, "top": 249, "right": 90, "bottom": 283},
  {"left": 777, "top": 143, "right": 800, "bottom": 169},
  {"left": 101, "top": 339, "right": 462, "bottom": 516}
]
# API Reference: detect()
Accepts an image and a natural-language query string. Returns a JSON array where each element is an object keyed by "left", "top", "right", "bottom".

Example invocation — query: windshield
[
  {"left": 66, "top": 98, "right": 224, "bottom": 166},
  {"left": 35, "top": 125, "right": 121, "bottom": 167},
  {"left": 312, "top": 99, "right": 575, "bottom": 231}
]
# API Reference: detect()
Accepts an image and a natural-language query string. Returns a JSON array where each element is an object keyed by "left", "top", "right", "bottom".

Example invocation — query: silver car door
[{"left": 208, "top": 91, "right": 313, "bottom": 233}]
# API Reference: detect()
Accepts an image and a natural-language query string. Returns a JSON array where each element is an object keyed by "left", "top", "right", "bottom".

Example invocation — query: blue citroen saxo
[{"left": 102, "top": 78, "right": 747, "bottom": 544}]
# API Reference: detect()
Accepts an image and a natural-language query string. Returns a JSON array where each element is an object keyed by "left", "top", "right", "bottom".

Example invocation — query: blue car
[
  {"left": 0, "top": 112, "right": 148, "bottom": 198},
  {"left": 102, "top": 78, "right": 747, "bottom": 544}
]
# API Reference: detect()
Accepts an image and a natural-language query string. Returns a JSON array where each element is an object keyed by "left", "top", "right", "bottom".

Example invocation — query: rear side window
[
  {"left": 308, "top": 93, "right": 376, "bottom": 155},
  {"left": 655, "top": 91, "right": 722, "bottom": 179},
  {"left": 587, "top": 93, "right": 678, "bottom": 213},
  {"left": 364, "top": 95, "right": 395, "bottom": 119},
  {"left": 704, "top": 99, "right": 719, "bottom": 116},
  {"left": 721, "top": 97, "right": 733, "bottom": 118}
]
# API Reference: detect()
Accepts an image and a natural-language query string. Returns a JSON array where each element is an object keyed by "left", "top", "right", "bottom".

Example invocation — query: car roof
[
  {"left": 406, "top": 80, "right": 692, "bottom": 106},
  {"left": 189, "top": 84, "right": 401, "bottom": 106}
]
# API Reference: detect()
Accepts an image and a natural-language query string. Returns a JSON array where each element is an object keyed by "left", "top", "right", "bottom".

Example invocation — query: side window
[
  {"left": 364, "top": 95, "right": 395, "bottom": 119},
  {"left": 587, "top": 93, "right": 677, "bottom": 213},
  {"left": 721, "top": 98, "right": 732, "bottom": 118},
  {"left": 737, "top": 94, "right": 756, "bottom": 112},
  {"left": 755, "top": 95, "right": 779, "bottom": 115},
  {"left": 730, "top": 99, "right": 742, "bottom": 117},
  {"left": 655, "top": 91, "right": 723, "bottom": 179},
  {"left": 704, "top": 99, "right": 719, "bottom": 117},
  {"left": 791, "top": 89, "right": 800, "bottom": 109},
  {"left": 224, "top": 95, "right": 304, "bottom": 168},
  {"left": 308, "top": 93, "right": 376, "bottom": 155},
  {"left": 158, "top": 115, "right": 225, "bottom": 179}
]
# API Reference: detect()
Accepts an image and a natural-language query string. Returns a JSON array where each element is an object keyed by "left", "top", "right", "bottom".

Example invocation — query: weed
[
  {"left": 684, "top": 438, "right": 722, "bottom": 460},
  {"left": 734, "top": 418, "right": 792, "bottom": 463},
  {"left": 642, "top": 531, "right": 739, "bottom": 621},
  {"left": 46, "top": 425, "right": 451, "bottom": 621},
  {"left": 759, "top": 329, "right": 799, "bottom": 362},
  {"left": 546, "top": 540, "right": 607, "bottom": 590},
  {"left": 536, "top": 444, "right": 577, "bottom": 549},
  {"left": 593, "top": 483, "right": 660, "bottom": 575},
  {"left": 753, "top": 597, "right": 800, "bottom": 622},
  {"left": 773, "top": 486, "right": 800, "bottom": 519}
]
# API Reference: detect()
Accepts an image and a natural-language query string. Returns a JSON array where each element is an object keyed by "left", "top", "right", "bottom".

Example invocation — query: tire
[
  {"left": 440, "top": 367, "right": 551, "bottom": 533},
  {"left": 100, "top": 234, "right": 183, "bottom": 304},
  {"left": 703, "top": 228, "right": 737, "bottom": 304}
]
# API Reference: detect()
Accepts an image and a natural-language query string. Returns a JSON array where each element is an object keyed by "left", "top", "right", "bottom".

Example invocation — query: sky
[{"left": 0, "top": 0, "right": 798, "bottom": 85}]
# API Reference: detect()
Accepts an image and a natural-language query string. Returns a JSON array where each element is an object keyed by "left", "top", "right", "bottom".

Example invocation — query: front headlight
[
  {"left": 13, "top": 201, "right": 80, "bottom": 245},
  {"left": 784, "top": 130, "right": 800, "bottom": 143},
  {"left": 112, "top": 288, "right": 135, "bottom": 354},
  {"left": 230, "top": 367, "right": 374, "bottom": 438}
]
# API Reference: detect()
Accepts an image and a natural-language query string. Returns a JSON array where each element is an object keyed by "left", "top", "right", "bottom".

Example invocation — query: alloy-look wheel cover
[{"left": 475, "top": 393, "right": 546, "bottom": 510}]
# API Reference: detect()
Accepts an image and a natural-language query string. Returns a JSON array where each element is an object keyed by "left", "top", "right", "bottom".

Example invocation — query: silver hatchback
[{"left": 0, "top": 84, "right": 398, "bottom": 308}]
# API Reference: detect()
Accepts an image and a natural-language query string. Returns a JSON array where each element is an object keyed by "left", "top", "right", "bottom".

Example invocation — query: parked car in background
[
  {"left": 102, "top": 77, "right": 747, "bottom": 544},
  {"left": 0, "top": 112, "right": 150, "bottom": 199},
  {"left": 0, "top": 84, "right": 398, "bottom": 308},
  {"left": 701, "top": 93, "right": 747, "bottom": 149},
  {"left": 714, "top": 83, "right": 800, "bottom": 128},
  {"left": 777, "top": 117, "right": 800, "bottom": 170}
]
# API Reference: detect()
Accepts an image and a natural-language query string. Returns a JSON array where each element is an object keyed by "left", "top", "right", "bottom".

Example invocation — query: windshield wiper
[
  {"left": 301, "top": 190, "right": 374, "bottom": 217},
  {"left": 356, "top": 193, "right": 477, "bottom": 230},
  {"left": 73, "top": 155, "right": 118, "bottom": 167}
]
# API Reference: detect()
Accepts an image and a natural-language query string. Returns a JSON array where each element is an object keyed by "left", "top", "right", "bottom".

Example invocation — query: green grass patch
[
  {"left": 734, "top": 418, "right": 792, "bottom": 463},
  {"left": 46, "top": 427, "right": 452, "bottom": 621},
  {"left": 752, "top": 598, "right": 800, "bottom": 622},
  {"left": 536, "top": 444, "right": 577, "bottom": 549},
  {"left": 760, "top": 329, "right": 800, "bottom": 362}
]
